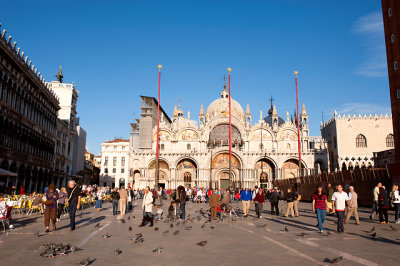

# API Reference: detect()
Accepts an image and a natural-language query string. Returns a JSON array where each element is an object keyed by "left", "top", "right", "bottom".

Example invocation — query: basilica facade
[{"left": 126, "top": 84, "right": 328, "bottom": 190}]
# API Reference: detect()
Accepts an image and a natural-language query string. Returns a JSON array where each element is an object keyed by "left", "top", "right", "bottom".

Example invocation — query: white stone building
[
  {"left": 99, "top": 139, "right": 130, "bottom": 188},
  {"left": 128, "top": 85, "right": 328, "bottom": 190},
  {"left": 321, "top": 111, "right": 394, "bottom": 171}
]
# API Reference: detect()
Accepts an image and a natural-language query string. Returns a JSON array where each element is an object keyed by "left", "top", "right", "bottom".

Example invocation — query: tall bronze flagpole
[
  {"left": 294, "top": 70, "right": 302, "bottom": 177},
  {"left": 155, "top": 65, "right": 162, "bottom": 189},
  {"left": 228, "top": 67, "right": 232, "bottom": 189}
]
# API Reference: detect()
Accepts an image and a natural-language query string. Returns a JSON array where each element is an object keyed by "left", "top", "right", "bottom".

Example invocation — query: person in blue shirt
[{"left": 240, "top": 188, "right": 252, "bottom": 217}]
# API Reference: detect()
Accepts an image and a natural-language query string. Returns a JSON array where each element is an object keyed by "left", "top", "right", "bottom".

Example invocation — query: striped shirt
[{"left": 312, "top": 193, "right": 327, "bottom": 209}]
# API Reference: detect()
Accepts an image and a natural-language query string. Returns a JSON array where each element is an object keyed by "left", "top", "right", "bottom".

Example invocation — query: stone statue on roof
[{"left": 56, "top": 65, "right": 63, "bottom": 83}]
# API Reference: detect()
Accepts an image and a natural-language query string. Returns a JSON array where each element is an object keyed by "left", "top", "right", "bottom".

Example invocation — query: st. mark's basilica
[{"left": 124, "top": 82, "right": 328, "bottom": 189}]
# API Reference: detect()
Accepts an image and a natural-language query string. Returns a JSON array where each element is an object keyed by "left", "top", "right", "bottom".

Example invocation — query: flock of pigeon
[{"left": 35, "top": 204, "right": 398, "bottom": 264}]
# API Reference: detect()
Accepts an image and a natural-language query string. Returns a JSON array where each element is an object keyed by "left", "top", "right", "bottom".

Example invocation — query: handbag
[{"left": 44, "top": 193, "right": 55, "bottom": 206}]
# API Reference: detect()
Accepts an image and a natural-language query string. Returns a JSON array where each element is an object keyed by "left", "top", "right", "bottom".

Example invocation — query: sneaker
[{"left": 320, "top": 230, "right": 324, "bottom": 233}]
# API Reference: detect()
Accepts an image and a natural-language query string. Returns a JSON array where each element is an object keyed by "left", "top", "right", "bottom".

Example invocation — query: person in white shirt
[
  {"left": 331, "top": 184, "right": 348, "bottom": 233},
  {"left": 140, "top": 186, "right": 154, "bottom": 227},
  {"left": 391, "top": 184, "right": 400, "bottom": 224},
  {"left": 0, "top": 194, "right": 7, "bottom": 218}
]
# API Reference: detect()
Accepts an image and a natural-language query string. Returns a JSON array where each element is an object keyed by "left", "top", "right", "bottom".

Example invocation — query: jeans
[
  {"left": 112, "top": 200, "right": 119, "bottom": 215},
  {"left": 270, "top": 201, "right": 279, "bottom": 215},
  {"left": 57, "top": 203, "right": 65, "bottom": 219},
  {"left": 255, "top": 203, "right": 263, "bottom": 218},
  {"left": 69, "top": 204, "right": 77, "bottom": 230},
  {"left": 315, "top": 208, "right": 326, "bottom": 231},
  {"left": 180, "top": 201, "right": 186, "bottom": 219},
  {"left": 371, "top": 201, "right": 378, "bottom": 218},
  {"left": 394, "top": 203, "right": 400, "bottom": 221},
  {"left": 336, "top": 211, "right": 345, "bottom": 232}
]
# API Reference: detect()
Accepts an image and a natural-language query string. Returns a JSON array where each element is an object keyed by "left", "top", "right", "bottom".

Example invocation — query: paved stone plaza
[{"left": 1, "top": 201, "right": 399, "bottom": 265}]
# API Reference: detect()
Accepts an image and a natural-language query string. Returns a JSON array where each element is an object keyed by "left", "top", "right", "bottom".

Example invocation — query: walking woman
[
  {"left": 44, "top": 184, "right": 59, "bottom": 232},
  {"left": 253, "top": 188, "right": 265, "bottom": 219},
  {"left": 57, "top": 187, "right": 67, "bottom": 221},
  {"left": 312, "top": 185, "right": 328, "bottom": 232},
  {"left": 378, "top": 186, "right": 390, "bottom": 224},
  {"left": 140, "top": 186, "right": 154, "bottom": 227},
  {"left": 392, "top": 184, "right": 400, "bottom": 224},
  {"left": 95, "top": 187, "right": 103, "bottom": 212}
]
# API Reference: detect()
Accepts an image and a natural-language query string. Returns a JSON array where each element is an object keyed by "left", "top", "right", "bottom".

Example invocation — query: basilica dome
[{"left": 205, "top": 85, "right": 245, "bottom": 123}]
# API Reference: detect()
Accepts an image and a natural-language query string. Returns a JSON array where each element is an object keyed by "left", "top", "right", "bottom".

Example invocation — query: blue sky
[{"left": 1, "top": 0, "right": 390, "bottom": 155}]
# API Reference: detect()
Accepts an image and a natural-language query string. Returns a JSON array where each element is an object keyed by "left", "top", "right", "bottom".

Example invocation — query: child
[
  {"left": 155, "top": 205, "right": 164, "bottom": 220},
  {"left": 168, "top": 201, "right": 175, "bottom": 219}
]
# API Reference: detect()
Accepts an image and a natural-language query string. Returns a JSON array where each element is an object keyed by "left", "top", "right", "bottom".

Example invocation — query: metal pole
[
  {"left": 228, "top": 67, "right": 232, "bottom": 189},
  {"left": 155, "top": 65, "right": 162, "bottom": 189},
  {"left": 210, "top": 149, "right": 213, "bottom": 189},
  {"left": 294, "top": 70, "right": 302, "bottom": 177}
]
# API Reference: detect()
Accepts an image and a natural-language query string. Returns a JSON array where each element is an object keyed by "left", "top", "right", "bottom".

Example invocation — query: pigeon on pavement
[
  {"left": 284, "top": 226, "right": 289, "bottom": 232},
  {"left": 129, "top": 226, "right": 132, "bottom": 231},
  {"left": 152, "top": 247, "right": 163, "bottom": 254},
  {"left": 173, "top": 230, "right": 180, "bottom": 235},
  {"left": 78, "top": 257, "right": 91, "bottom": 266},
  {"left": 94, "top": 223, "right": 101, "bottom": 228},
  {"left": 163, "top": 230, "right": 169, "bottom": 236},
  {"left": 114, "top": 249, "right": 122, "bottom": 255},
  {"left": 197, "top": 240, "right": 207, "bottom": 247}
]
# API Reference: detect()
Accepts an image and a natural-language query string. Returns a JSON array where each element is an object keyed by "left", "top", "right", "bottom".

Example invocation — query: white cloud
[
  {"left": 352, "top": 12, "right": 387, "bottom": 78},
  {"left": 335, "top": 102, "right": 391, "bottom": 115}
]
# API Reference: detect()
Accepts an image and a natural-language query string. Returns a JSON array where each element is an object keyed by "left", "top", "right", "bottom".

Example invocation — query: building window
[
  {"left": 395, "top": 61, "right": 398, "bottom": 70},
  {"left": 187, "top": 144, "right": 191, "bottom": 150},
  {"left": 113, "top": 157, "right": 117, "bottom": 166},
  {"left": 121, "top": 168, "right": 125, "bottom": 173},
  {"left": 122, "top": 146, "right": 125, "bottom": 150},
  {"left": 391, "top": 34, "right": 395, "bottom": 43},
  {"left": 389, "top": 8, "right": 392, "bottom": 17},
  {"left": 113, "top": 168, "right": 116, "bottom": 173},
  {"left": 160, "top": 144, "right": 165, "bottom": 150},
  {"left": 104, "top": 157, "right": 108, "bottom": 165},
  {"left": 356, "top": 134, "right": 367, "bottom": 148},
  {"left": 386, "top": 134, "right": 394, "bottom": 147},
  {"left": 121, "top": 157, "right": 125, "bottom": 166},
  {"left": 104, "top": 168, "right": 108, "bottom": 174}
]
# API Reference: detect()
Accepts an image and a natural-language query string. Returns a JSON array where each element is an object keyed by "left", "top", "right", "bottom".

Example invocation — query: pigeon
[
  {"left": 152, "top": 247, "right": 163, "bottom": 254},
  {"left": 40, "top": 249, "right": 56, "bottom": 258},
  {"left": 176, "top": 221, "right": 180, "bottom": 226},
  {"left": 197, "top": 240, "right": 207, "bottom": 247},
  {"left": 332, "top": 256, "right": 343, "bottom": 264},
  {"left": 79, "top": 257, "right": 91, "bottom": 266},
  {"left": 368, "top": 226, "right": 375, "bottom": 233},
  {"left": 114, "top": 249, "right": 122, "bottom": 255},
  {"left": 210, "top": 225, "right": 215, "bottom": 230},
  {"left": 201, "top": 223, "right": 206, "bottom": 228},
  {"left": 163, "top": 230, "right": 169, "bottom": 236},
  {"left": 173, "top": 230, "right": 180, "bottom": 235},
  {"left": 132, "top": 216, "right": 135, "bottom": 219},
  {"left": 196, "top": 216, "right": 201, "bottom": 221},
  {"left": 185, "top": 226, "right": 192, "bottom": 230},
  {"left": 170, "top": 224, "right": 173, "bottom": 228},
  {"left": 164, "top": 219, "right": 170, "bottom": 223},
  {"left": 94, "top": 223, "right": 101, "bottom": 228},
  {"left": 102, "top": 234, "right": 111, "bottom": 239},
  {"left": 258, "top": 224, "right": 267, "bottom": 229},
  {"left": 284, "top": 226, "right": 289, "bottom": 232},
  {"left": 135, "top": 233, "right": 143, "bottom": 239},
  {"left": 35, "top": 231, "right": 40, "bottom": 238},
  {"left": 327, "top": 231, "right": 333, "bottom": 236},
  {"left": 128, "top": 216, "right": 131, "bottom": 220},
  {"left": 134, "top": 238, "right": 144, "bottom": 244},
  {"left": 231, "top": 217, "right": 237, "bottom": 222},
  {"left": 70, "top": 246, "right": 82, "bottom": 252},
  {"left": 390, "top": 225, "right": 397, "bottom": 232},
  {"left": 154, "top": 227, "right": 159, "bottom": 231},
  {"left": 79, "top": 212, "right": 82, "bottom": 218},
  {"left": 121, "top": 219, "right": 126, "bottom": 223},
  {"left": 129, "top": 226, "right": 132, "bottom": 231},
  {"left": 371, "top": 232, "right": 376, "bottom": 238}
]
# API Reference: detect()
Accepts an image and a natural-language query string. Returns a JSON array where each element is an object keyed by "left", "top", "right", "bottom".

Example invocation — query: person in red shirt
[
  {"left": 253, "top": 189, "right": 265, "bottom": 219},
  {"left": 20, "top": 186, "right": 25, "bottom": 195}
]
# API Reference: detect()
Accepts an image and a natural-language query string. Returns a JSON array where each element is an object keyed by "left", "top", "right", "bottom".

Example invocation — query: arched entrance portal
[
  {"left": 255, "top": 158, "right": 276, "bottom": 189},
  {"left": 211, "top": 153, "right": 241, "bottom": 189},
  {"left": 282, "top": 159, "right": 306, "bottom": 179},
  {"left": 149, "top": 159, "right": 170, "bottom": 189},
  {"left": 177, "top": 158, "right": 197, "bottom": 188}
]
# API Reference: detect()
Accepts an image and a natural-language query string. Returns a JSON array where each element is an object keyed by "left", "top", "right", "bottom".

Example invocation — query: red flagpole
[
  {"left": 228, "top": 67, "right": 232, "bottom": 188},
  {"left": 294, "top": 71, "right": 302, "bottom": 176},
  {"left": 155, "top": 65, "right": 162, "bottom": 188}
]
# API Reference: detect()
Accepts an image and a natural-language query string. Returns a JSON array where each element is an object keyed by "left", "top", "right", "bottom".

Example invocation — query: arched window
[
  {"left": 386, "top": 134, "right": 394, "bottom": 147},
  {"left": 187, "top": 144, "right": 191, "bottom": 150},
  {"left": 356, "top": 134, "right": 367, "bottom": 148}
]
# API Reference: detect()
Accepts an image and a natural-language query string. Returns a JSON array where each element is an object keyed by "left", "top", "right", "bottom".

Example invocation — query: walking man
[
  {"left": 345, "top": 186, "right": 360, "bottom": 225},
  {"left": 110, "top": 188, "right": 120, "bottom": 216},
  {"left": 65, "top": 180, "right": 81, "bottom": 231},
  {"left": 209, "top": 189, "right": 219, "bottom": 220},
  {"left": 331, "top": 184, "right": 348, "bottom": 233},
  {"left": 312, "top": 185, "right": 328, "bottom": 232},
  {"left": 284, "top": 188, "right": 295, "bottom": 218},
  {"left": 118, "top": 185, "right": 128, "bottom": 218},
  {"left": 177, "top": 185, "right": 187, "bottom": 220},
  {"left": 253, "top": 188, "right": 265, "bottom": 219},
  {"left": 269, "top": 188, "right": 279, "bottom": 215},
  {"left": 370, "top": 182, "right": 382, "bottom": 221},
  {"left": 240, "top": 188, "right": 252, "bottom": 217}
]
